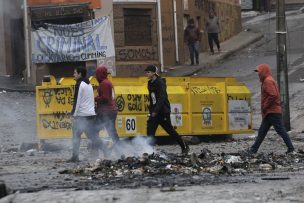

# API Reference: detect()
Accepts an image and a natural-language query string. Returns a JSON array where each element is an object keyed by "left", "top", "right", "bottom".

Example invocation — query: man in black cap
[{"left": 145, "top": 65, "right": 189, "bottom": 155}]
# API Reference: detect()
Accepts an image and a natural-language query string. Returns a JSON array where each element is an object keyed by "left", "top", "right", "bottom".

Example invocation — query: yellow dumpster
[{"left": 36, "top": 76, "right": 253, "bottom": 140}]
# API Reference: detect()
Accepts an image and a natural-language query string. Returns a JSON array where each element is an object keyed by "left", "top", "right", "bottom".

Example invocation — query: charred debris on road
[{"left": 58, "top": 149, "right": 304, "bottom": 188}]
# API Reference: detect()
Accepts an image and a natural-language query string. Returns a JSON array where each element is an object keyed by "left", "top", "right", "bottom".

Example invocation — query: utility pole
[
  {"left": 276, "top": 0, "right": 290, "bottom": 131},
  {"left": 23, "top": 0, "right": 31, "bottom": 83}
]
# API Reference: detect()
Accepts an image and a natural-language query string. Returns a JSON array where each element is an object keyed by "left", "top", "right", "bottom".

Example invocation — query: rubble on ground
[{"left": 59, "top": 149, "right": 304, "bottom": 181}]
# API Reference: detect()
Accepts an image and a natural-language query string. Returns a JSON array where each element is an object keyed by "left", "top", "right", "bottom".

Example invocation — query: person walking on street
[
  {"left": 249, "top": 64, "right": 295, "bottom": 154},
  {"left": 94, "top": 66, "right": 120, "bottom": 145},
  {"left": 68, "top": 67, "right": 105, "bottom": 162},
  {"left": 145, "top": 65, "right": 189, "bottom": 155},
  {"left": 184, "top": 18, "right": 201, "bottom": 65},
  {"left": 206, "top": 10, "right": 221, "bottom": 55}
]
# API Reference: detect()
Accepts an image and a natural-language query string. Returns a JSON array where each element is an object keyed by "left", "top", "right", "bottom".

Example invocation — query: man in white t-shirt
[{"left": 68, "top": 67, "right": 105, "bottom": 162}]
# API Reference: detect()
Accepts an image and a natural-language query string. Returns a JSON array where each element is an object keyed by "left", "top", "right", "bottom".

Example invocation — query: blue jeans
[
  {"left": 188, "top": 41, "right": 199, "bottom": 65},
  {"left": 251, "top": 113, "right": 294, "bottom": 153},
  {"left": 71, "top": 116, "right": 105, "bottom": 159}
]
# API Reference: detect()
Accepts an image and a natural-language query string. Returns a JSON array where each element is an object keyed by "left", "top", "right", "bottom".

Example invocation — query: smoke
[
  {"left": 68, "top": 116, "right": 156, "bottom": 160},
  {"left": 103, "top": 136, "right": 156, "bottom": 160},
  {"left": 90, "top": 113, "right": 156, "bottom": 160}
]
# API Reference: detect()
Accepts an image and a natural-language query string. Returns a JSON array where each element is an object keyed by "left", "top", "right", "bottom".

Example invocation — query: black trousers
[
  {"left": 147, "top": 114, "right": 186, "bottom": 149},
  {"left": 95, "top": 111, "right": 120, "bottom": 143},
  {"left": 208, "top": 33, "right": 220, "bottom": 53},
  {"left": 251, "top": 113, "right": 294, "bottom": 153}
]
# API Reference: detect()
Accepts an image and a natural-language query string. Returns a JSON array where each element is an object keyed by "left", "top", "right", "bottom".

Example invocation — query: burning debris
[{"left": 59, "top": 149, "right": 304, "bottom": 185}]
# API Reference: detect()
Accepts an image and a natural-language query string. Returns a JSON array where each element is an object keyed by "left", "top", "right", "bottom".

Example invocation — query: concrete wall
[
  {"left": 0, "top": 0, "right": 24, "bottom": 76},
  {"left": 113, "top": 2, "right": 159, "bottom": 76},
  {"left": 0, "top": 1, "right": 6, "bottom": 75},
  {"left": 94, "top": 0, "right": 116, "bottom": 75},
  {"left": 160, "top": 0, "right": 184, "bottom": 65}
]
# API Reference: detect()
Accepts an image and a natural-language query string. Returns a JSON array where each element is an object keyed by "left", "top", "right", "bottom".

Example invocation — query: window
[
  {"left": 124, "top": 8, "right": 152, "bottom": 46},
  {"left": 183, "top": 14, "right": 190, "bottom": 29},
  {"left": 184, "top": 0, "right": 189, "bottom": 10}
]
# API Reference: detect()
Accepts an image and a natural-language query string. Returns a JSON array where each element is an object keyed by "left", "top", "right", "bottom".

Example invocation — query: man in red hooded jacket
[
  {"left": 94, "top": 66, "right": 120, "bottom": 145},
  {"left": 250, "top": 64, "right": 295, "bottom": 154}
]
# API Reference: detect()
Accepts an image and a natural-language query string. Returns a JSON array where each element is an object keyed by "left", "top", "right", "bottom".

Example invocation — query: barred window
[{"left": 124, "top": 8, "right": 152, "bottom": 46}]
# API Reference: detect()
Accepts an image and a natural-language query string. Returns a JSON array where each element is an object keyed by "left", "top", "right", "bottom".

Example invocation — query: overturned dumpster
[{"left": 36, "top": 76, "right": 253, "bottom": 140}]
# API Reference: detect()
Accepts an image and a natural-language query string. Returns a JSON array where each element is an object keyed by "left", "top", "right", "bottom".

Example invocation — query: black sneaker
[
  {"left": 249, "top": 148, "right": 257, "bottom": 154},
  {"left": 241, "top": 148, "right": 256, "bottom": 156},
  {"left": 67, "top": 156, "right": 80, "bottom": 162},
  {"left": 286, "top": 149, "right": 297, "bottom": 155}
]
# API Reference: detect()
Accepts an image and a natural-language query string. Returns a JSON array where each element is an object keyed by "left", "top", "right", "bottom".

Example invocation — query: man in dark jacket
[
  {"left": 184, "top": 18, "right": 201, "bottom": 65},
  {"left": 145, "top": 65, "right": 189, "bottom": 154},
  {"left": 94, "top": 66, "right": 120, "bottom": 145},
  {"left": 250, "top": 64, "right": 295, "bottom": 154},
  {"left": 69, "top": 67, "right": 105, "bottom": 162}
]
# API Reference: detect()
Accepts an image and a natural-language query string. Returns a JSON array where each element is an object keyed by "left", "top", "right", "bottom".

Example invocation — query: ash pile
[{"left": 59, "top": 149, "right": 304, "bottom": 188}]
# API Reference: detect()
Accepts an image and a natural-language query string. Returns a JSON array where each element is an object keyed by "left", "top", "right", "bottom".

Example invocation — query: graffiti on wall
[
  {"left": 115, "top": 94, "right": 150, "bottom": 112},
  {"left": 191, "top": 86, "right": 221, "bottom": 95},
  {"left": 39, "top": 87, "right": 74, "bottom": 132},
  {"left": 41, "top": 115, "right": 72, "bottom": 130},
  {"left": 117, "top": 48, "right": 156, "bottom": 61},
  {"left": 41, "top": 88, "right": 74, "bottom": 108}
]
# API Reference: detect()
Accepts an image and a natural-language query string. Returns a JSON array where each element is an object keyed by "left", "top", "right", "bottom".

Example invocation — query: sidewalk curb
[
  {"left": 0, "top": 87, "right": 35, "bottom": 93},
  {"left": 183, "top": 67, "right": 204, "bottom": 76},
  {"left": 217, "top": 32, "right": 264, "bottom": 63}
]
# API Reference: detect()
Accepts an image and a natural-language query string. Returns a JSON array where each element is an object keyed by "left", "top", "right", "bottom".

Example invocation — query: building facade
[
  {"left": 113, "top": 0, "right": 242, "bottom": 76},
  {"left": 27, "top": 0, "right": 114, "bottom": 84},
  {"left": 0, "top": 0, "right": 242, "bottom": 84}
]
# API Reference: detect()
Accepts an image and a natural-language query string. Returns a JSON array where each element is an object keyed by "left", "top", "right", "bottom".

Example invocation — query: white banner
[{"left": 31, "top": 16, "right": 115, "bottom": 63}]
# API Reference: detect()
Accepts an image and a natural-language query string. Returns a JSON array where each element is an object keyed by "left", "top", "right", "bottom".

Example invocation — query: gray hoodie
[{"left": 206, "top": 16, "right": 220, "bottom": 33}]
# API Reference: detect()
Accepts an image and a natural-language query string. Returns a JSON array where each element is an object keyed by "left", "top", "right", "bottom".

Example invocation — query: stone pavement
[{"left": 0, "top": 30, "right": 262, "bottom": 92}]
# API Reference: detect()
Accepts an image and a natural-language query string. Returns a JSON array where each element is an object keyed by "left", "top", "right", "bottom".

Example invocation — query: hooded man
[
  {"left": 94, "top": 66, "right": 120, "bottom": 145},
  {"left": 69, "top": 67, "right": 105, "bottom": 162},
  {"left": 184, "top": 18, "right": 201, "bottom": 65},
  {"left": 250, "top": 64, "right": 295, "bottom": 154},
  {"left": 145, "top": 65, "right": 189, "bottom": 155}
]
